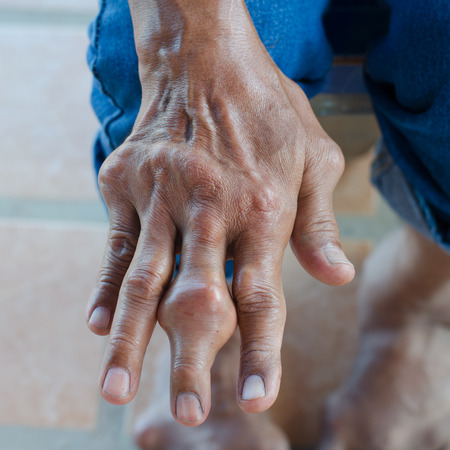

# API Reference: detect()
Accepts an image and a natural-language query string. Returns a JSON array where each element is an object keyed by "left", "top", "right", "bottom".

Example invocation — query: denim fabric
[
  {"left": 371, "top": 140, "right": 444, "bottom": 248},
  {"left": 86, "top": 0, "right": 140, "bottom": 175},
  {"left": 86, "top": 0, "right": 332, "bottom": 170},
  {"left": 365, "top": 0, "right": 450, "bottom": 250},
  {"left": 87, "top": 0, "right": 450, "bottom": 252},
  {"left": 244, "top": 0, "right": 333, "bottom": 96},
  {"left": 366, "top": 0, "right": 450, "bottom": 250}
]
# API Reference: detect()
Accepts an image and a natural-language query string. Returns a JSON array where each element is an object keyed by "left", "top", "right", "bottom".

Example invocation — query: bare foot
[
  {"left": 318, "top": 226, "right": 450, "bottom": 450},
  {"left": 134, "top": 410, "right": 290, "bottom": 450},
  {"left": 134, "top": 331, "right": 290, "bottom": 450}
]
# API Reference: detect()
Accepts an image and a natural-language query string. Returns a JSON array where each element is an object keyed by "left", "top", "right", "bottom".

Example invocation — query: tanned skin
[{"left": 86, "top": 0, "right": 354, "bottom": 427}]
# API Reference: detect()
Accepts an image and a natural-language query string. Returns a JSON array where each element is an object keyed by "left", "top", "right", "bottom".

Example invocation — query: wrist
[{"left": 129, "top": 0, "right": 257, "bottom": 67}]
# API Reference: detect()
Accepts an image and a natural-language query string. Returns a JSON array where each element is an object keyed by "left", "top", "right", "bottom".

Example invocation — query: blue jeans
[{"left": 87, "top": 0, "right": 450, "bottom": 252}]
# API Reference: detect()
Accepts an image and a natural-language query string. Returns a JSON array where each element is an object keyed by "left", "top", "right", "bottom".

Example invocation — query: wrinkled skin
[
  {"left": 318, "top": 227, "right": 450, "bottom": 450},
  {"left": 134, "top": 331, "right": 291, "bottom": 449},
  {"left": 86, "top": 0, "right": 354, "bottom": 427}
]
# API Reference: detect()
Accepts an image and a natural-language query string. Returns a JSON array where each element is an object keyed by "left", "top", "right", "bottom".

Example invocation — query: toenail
[
  {"left": 242, "top": 375, "right": 265, "bottom": 400},
  {"left": 103, "top": 367, "right": 130, "bottom": 398},
  {"left": 176, "top": 392, "right": 203, "bottom": 423},
  {"left": 323, "top": 244, "right": 353, "bottom": 266},
  {"left": 89, "top": 306, "right": 111, "bottom": 330}
]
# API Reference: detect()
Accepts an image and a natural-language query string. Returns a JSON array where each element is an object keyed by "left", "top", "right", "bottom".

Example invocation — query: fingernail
[
  {"left": 176, "top": 392, "right": 203, "bottom": 423},
  {"left": 89, "top": 306, "right": 111, "bottom": 330},
  {"left": 103, "top": 367, "right": 130, "bottom": 398},
  {"left": 323, "top": 244, "right": 353, "bottom": 266},
  {"left": 242, "top": 375, "right": 265, "bottom": 400}
]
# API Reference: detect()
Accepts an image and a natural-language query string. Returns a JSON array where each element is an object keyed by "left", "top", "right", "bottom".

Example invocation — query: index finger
[{"left": 99, "top": 208, "right": 176, "bottom": 405}]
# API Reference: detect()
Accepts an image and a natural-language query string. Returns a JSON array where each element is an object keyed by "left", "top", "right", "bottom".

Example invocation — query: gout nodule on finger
[{"left": 157, "top": 275, "right": 238, "bottom": 424}]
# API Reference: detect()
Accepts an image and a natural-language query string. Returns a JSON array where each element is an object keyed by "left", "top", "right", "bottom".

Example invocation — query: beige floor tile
[
  {"left": 334, "top": 148, "right": 377, "bottom": 215},
  {"left": 0, "top": 24, "right": 100, "bottom": 201},
  {"left": 0, "top": 0, "right": 98, "bottom": 15},
  {"left": 271, "top": 240, "right": 372, "bottom": 446},
  {"left": 0, "top": 220, "right": 108, "bottom": 428}
]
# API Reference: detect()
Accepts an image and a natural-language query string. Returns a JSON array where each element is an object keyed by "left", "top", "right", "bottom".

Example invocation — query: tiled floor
[
  {"left": 0, "top": 2, "right": 400, "bottom": 449},
  {"left": 0, "top": 23, "right": 98, "bottom": 201},
  {"left": 0, "top": 0, "right": 96, "bottom": 13}
]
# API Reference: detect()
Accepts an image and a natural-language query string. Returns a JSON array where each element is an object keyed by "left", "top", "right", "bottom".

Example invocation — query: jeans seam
[{"left": 91, "top": 0, "right": 125, "bottom": 152}]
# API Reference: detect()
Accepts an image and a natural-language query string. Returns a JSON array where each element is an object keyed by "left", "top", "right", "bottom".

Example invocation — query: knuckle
[
  {"left": 236, "top": 282, "right": 281, "bottom": 317},
  {"left": 109, "top": 329, "right": 140, "bottom": 353},
  {"left": 158, "top": 280, "right": 235, "bottom": 332},
  {"left": 197, "top": 283, "right": 225, "bottom": 314},
  {"left": 124, "top": 266, "right": 166, "bottom": 304},
  {"left": 173, "top": 282, "right": 225, "bottom": 315},
  {"left": 107, "top": 226, "right": 139, "bottom": 266},
  {"left": 187, "top": 212, "right": 224, "bottom": 244},
  {"left": 300, "top": 214, "right": 338, "bottom": 237},
  {"left": 308, "top": 137, "right": 345, "bottom": 178},
  {"left": 173, "top": 356, "right": 205, "bottom": 376},
  {"left": 324, "top": 141, "right": 345, "bottom": 176},
  {"left": 98, "top": 161, "right": 119, "bottom": 189},
  {"left": 251, "top": 185, "right": 279, "bottom": 216},
  {"left": 96, "top": 268, "right": 122, "bottom": 292},
  {"left": 98, "top": 147, "right": 132, "bottom": 195},
  {"left": 241, "top": 341, "right": 279, "bottom": 363},
  {"left": 193, "top": 178, "right": 223, "bottom": 203}
]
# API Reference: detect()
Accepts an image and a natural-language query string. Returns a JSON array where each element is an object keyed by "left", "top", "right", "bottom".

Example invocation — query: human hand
[{"left": 86, "top": 0, "right": 355, "bottom": 426}]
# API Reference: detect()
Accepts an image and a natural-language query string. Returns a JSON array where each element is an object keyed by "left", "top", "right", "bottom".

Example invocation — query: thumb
[{"left": 291, "top": 144, "right": 355, "bottom": 286}]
